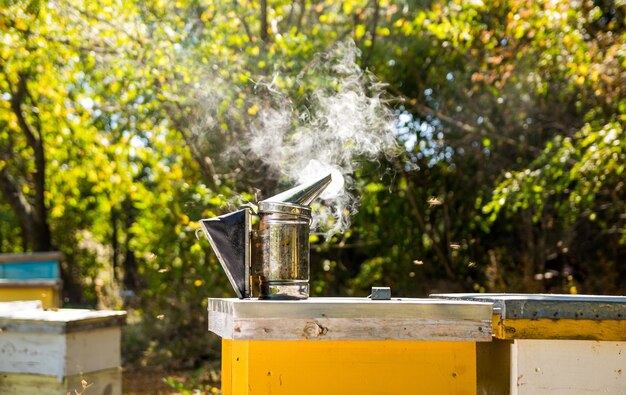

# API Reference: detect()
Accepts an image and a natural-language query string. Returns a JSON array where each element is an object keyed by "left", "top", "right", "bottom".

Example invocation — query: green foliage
[{"left": 1, "top": 0, "right": 625, "bottom": 370}]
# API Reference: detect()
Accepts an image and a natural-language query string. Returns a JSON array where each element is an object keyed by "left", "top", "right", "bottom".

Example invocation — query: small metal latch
[{"left": 369, "top": 287, "right": 391, "bottom": 300}]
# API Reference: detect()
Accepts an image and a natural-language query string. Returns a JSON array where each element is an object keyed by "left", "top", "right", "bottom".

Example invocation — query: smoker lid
[
  {"left": 200, "top": 209, "right": 250, "bottom": 298},
  {"left": 260, "top": 174, "right": 332, "bottom": 207},
  {"left": 257, "top": 201, "right": 312, "bottom": 218}
]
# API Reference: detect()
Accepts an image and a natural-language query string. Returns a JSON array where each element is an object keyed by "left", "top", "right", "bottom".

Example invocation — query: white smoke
[{"left": 247, "top": 40, "right": 398, "bottom": 236}]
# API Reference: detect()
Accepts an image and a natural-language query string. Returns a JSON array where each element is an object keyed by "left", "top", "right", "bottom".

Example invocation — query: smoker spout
[{"left": 261, "top": 174, "right": 332, "bottom": 206}]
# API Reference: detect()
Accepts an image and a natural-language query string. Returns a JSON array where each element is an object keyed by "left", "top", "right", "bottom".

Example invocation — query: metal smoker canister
[
  {"left": 199, "top": 174, "right": 331, "bottom": 300},
  {"left": 254, "top": 201, "right": 311, "bottom": 300}
]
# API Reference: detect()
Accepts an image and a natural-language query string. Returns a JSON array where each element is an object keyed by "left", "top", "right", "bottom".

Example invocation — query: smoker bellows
[{"left": 199, "top": 174, "right": 332, "bottom": 300}]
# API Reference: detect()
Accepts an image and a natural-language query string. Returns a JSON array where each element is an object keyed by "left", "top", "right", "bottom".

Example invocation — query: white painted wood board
[
  {"left": 0, "top": 301, "right": 42, "bottom": 312},
  {"left": 0, "top": 332, "right": 66, "bottom": 377},
  {"left": 66, "top": 327, "right": 121, "bottom": 376},
  {"left": 512, "top": 339, "right": 626, "bottom": 395},
  {"left": 0, "top": 327, "right": 121, "bottom": 378}
]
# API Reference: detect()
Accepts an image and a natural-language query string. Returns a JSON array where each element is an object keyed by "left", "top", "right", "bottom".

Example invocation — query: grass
[{"left": 122, "top": 363, "right": 221, "bottom": 395}]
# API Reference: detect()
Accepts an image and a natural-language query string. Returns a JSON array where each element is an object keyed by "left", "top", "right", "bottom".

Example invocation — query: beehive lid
[
  {"left": 430, "top": 293, "right": 626, "bottom": 320},
  {"left": 207, "top": 297, "right": 493, "bottom": 341},
  {"left": 430, "top": 293, "right": 626, "bottom": 340},
  {"left": 0, "top": 301, "right": 126, "bottom": 334}
]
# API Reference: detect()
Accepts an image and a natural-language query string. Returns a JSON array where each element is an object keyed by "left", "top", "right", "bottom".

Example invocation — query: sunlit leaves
[{"left": 1, "top": 0, "right": 625, "bottom": 364}]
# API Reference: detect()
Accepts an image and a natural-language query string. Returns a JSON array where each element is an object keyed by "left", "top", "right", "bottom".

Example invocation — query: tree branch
[
  {"left": 391, "top": 158, "right": 455, "bottom": 278},
  {"left": 55, "top": 0, "right": 144, "bottom": 45},
  {"left": 9, "top": 73, "right": 40, "bottom": 149},
  {"left": 286, "top": 0, "right": 296, "bottom": 26},
  {"left": 387, "top": 84, "right": 542, "bottom": 154},
  {"left": 260, "top": 0, "right": 269, "bottom": 42},
  {"left": 160, "top": 100, "right": 220, "bottom": 192},
  {"left": 6, "top": 72, "right": 52, "bottom": 251},
  {"left": 233, "top": 0, "right": 254, "bottom": 41},
  {"left": 362, "top": 0, "right": 380, "bottom": 69},
  {"left": 0, "top": 167, "right": 36, "bottom": 239},
  {"left": 295, "top": 0, "right": 306, "bottom": 33}
]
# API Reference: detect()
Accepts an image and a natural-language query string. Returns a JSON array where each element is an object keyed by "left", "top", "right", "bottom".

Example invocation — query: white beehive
[{"left": 0, "top": 301, "right": 126, "bottom": 395}]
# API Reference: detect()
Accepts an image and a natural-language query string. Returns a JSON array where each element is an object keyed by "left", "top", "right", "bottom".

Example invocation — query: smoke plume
[{"left": 247, "top": 40, "right": 398, "bottom": 236}]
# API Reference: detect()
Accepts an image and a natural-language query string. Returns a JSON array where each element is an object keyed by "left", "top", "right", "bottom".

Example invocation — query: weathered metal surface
[
  {"left": 208, "top": 297, "right": 492, "bottom": 341},
  {"left": 251, "top": 174, "right": 331, "bottom": 300},
  {"left": 254, "top": 204, "right": 310, "bottom": 300},
  {"left": 431, "top": 293, "right": 626, "bottom": 320},
  {"left": 200, "top": 174, "right": 332, "bottom": 300},
  {"left": 370, "top": 286, "right": 391, "bottom": 300},
  {"left": 260, "top": 174, "right": 332, "bottom": 206}
]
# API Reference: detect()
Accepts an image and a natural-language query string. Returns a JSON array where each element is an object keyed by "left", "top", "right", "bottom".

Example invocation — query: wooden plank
[
  {"left": 496, "top": 317, "right": 626, "bottom": 341},
  {"left": 476, "top": 339, "right": 512, "bottom": 395},
  {"left": 0, "top": 327, "right": 122, "bottom": 377},
  {"left": 0, "top": 261, "right": 60, "bottom": 280},
  {"left": 512, "top": 339, "right": 626, "bottom": 395},
  {"left": 0, "top": 331, "right": 66, "bottom": 377},
  {"left": 222, "top": 339, "right": 477, "bottom": 395},
  {"left": 0, "top": 252, "right": 63, "bottom": 263},
  {"left": 208, "top": 310, "right": 233, "bottom": 340},
  {"left": 221, "top": 337, "right": 233, "bottom": 395},
  {"left": 434, "top": 293, "right": 626, "bottom": 340},
  {"left": 0, "top": 286, "right": 60, "bottom": 309},
  {"left": 213, "top": 315, "right": 491, "bottom": 341},
  {"left": 231, "top": 340, "right": 249, "bottom": 395},
  {"left": 208, "top": 297, "right": 492, "bottom": 342},
  {"left": 0, "top": 279, "right": 61, "bottom": 288},
  {"left": 0, "top": 367, "right": 122, "bottom": 395},
  {"left": 0, "top": 300, "right": 42, "bottom": 312},
  {"left": 65, "top": 327, "right": 121, "bottom": 376}
]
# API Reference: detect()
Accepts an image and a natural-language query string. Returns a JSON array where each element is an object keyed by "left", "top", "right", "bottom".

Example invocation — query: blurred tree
[
  {"left": 1, "top": 0, "right": 624, "bottom": 369},
  {"left": 346, "top": 0, "right": 626, "bottom": 294}
]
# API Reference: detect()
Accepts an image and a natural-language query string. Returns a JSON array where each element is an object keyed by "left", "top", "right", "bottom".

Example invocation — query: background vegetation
[{"left": 1, "top": 0, "right": 625, "bottom": 374}]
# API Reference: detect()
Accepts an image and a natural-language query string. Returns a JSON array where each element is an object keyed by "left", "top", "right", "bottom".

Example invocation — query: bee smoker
[{"left": 199, "top": 174, "right": 332, "bottom": 300}]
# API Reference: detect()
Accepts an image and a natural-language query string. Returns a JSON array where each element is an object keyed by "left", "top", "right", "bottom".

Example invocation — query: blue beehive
[{"left": 0, "top": 252, "right": 63, "bottom": 308}]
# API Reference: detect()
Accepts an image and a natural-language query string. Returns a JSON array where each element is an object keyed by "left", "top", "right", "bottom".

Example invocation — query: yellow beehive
[
  {"left": 208, "top": 297, "right": 493, "bottom": 395},
  {"left": 433, "top": 293, "right": 626, "bottom": 395}
]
